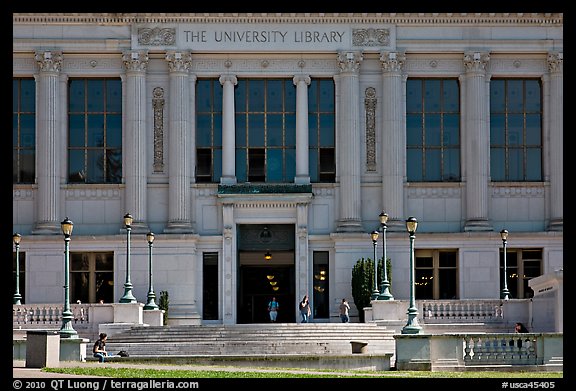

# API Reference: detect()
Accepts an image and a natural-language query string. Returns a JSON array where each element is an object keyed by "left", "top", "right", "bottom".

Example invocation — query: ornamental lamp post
[
  {"left": 377, "top": 212, "right": 394, "bottom": 300},
  {"left": 143, "top": 232, "right": 159, "bottom": 310},
  {"left": 13, "top": 233, "right": 22, "bottom": 305},
  {"left": 370, "top": 230, "right": 380, "bottom": 300},
  {"left": 401, "top": 216, "right": 422, "bottom": 334},
  {"left": 119, "top": 213, "right": 137, "bottom": 303},
  {"left": 500, "top": 229, "right": 510, "bottom": 300},
  {"left": 59, "top": 217, "right": 78, "bottom": 338}
]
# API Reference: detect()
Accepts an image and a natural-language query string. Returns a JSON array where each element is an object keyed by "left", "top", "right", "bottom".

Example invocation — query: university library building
[{"left": 13, "top": 13, "right": 562, "bottom": 328}]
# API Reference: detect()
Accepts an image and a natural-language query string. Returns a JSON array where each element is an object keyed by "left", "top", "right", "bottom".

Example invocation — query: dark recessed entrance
[{"left": 237, "top": 224, "right": 295, "bottom": 324}]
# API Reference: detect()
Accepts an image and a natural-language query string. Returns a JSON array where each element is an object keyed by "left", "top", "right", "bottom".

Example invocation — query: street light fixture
[
  {"left": 59, "top": 217, "right": 78, "bottom": 338},
  {"left": 119, "top": 213, "right": 137, "bottom": 303},
  {"left": 377, "top": 212, "right": 394, "bottom": 300},
  {"left": 370, "top": 230, "right": 380, "bottom": 300},
  {"left": 144, "top": 232, "right": 159, "bottom": 310},
  {"left": 401, "top": 216, "right": 422, "bottom": 334},
  {"left": 500, "top": 229, "right": 510, "bottom": 300},
  {"left": 13, "top": 233, "right": 22, "bottom": 305}
]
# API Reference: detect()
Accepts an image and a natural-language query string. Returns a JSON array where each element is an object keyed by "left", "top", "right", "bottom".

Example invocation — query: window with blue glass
[
  {"left": 490, "top": 79, "right": 542, "bottom": 182},
  {"left": 196, "top": 79, "right": 223, "bottom": 183},
  {"left": 68, "top": 78, "right": 122, "bottom": 183},
  {"left": 406, "top": 78, "right": 460, "bottom": 182},
  {"left": 235, "top": 79, "right": 296, "bottom": 183},
  {"left": 13, "top": 78, "right": 35, "bottom": 184},
  {"left": 309, "top": 79, "right": 336, "bottom": 183}
]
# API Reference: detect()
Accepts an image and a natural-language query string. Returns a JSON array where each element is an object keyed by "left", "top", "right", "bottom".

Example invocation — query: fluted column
[
  {"left": 336, "top": 51, "right": 363, "bottom": 232},
  {"left": 293, "top": 75, "right": 311, "bottom": 184},
  {"left": 32, "top": 51, "right": 62, "bottom": 234},
  {"left": 219, "top": 75, "right": 237, "bottom": 185},
  {"left": 547, "top": 52, "right": 563, "bottom": 231},
  {"left": 463, "top": 52, "right": 493, "bottom": 231},
  {"left": 122, "top": 50, "right": 150, "bottom": 233},
  {"left": 380, "top": 51, "right": 407, "bottom": 232},
  {"left": 164, "top": 51, "right": 194, "bottom": 233}
]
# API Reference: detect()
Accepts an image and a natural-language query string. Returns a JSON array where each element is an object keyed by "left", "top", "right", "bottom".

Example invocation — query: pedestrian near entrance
[
  {"left": 268, "top": 297, "right": 279, "bottom": 322},
  {"left": 339, "top": 298, "right": 350, "bottom": 323},
  {"left": 299, "top": 295, "right": 311, "bottom": 323}
]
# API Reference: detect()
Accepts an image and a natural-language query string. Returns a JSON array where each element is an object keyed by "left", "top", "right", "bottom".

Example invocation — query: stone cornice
[{"left": 13, "top": 13, "right": 563, "bottom": 26}]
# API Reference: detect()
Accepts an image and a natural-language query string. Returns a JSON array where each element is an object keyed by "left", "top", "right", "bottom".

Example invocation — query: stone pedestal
[{"left": 26, "top": 330, "right": 60, "bottom": 368}]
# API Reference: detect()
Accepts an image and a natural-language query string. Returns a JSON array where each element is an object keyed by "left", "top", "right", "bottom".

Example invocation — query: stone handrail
[
  {"left": 13, "top": 304, "right": 91, "bottom": 325},
  {"left": 421, "top": 300, "right": 504, "bottom": 322}
]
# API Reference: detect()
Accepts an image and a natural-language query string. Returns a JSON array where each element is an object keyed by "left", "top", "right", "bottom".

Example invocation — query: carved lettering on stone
[
  {"left": 138, "top": 27, "right": 176, "bottom": 46},
  {"left": 152, "top": 87, "right": 165, "bottom": 172},
  {"left": 353, "top": 28, "right": 390, "bottom": 47},
  {"left": 365, "top": 87, "right": 377, "bottom": 171}
]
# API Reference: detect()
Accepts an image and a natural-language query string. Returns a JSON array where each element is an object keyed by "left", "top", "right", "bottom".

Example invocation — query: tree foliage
[{"left": 351, "top": 256, "right": 391, "bottom": 323}]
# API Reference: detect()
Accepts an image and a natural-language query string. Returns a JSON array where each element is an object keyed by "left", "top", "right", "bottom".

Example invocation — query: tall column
[
  {"left": 296, "top": 201, "right": 311, "bottom": 317},
  {"left": 380, "top": 51, "right": 407, "bottom": 232},
  {"left": 293, "top": 75, "right": 311, "bottom": 184},
  {"left": 219, "top": 75, "right": 237, "bottom": 185},
  {"left": 122, "top": 51, "right": 150, "bottom": 233},
  {"left": 336, "top": 51, "right": 363, "bottom": 232},
  {"left": 546, "top": 52, "right": 563, "bottom": 231},
  {"left": 164, "top": 51, "right": 194, "bottom": 233},
  {"left": 32, "top": 51, "right": 62, "bottom": 235},
  {"left": 463, "top": 52, "right": 493, "bottom": 232}
]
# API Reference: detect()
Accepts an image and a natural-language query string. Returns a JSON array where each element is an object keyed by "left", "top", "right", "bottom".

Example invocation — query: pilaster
[
  {"left": 462, "top": 52, "right": 493, "bottom": 232},
  {"left": 219, "top": 74, "right": 238, "bottom": 185},
  {"left": 293, "top": 75, "right": 311, "bottom": 184},
  {"left": 122, "top": 50, "right": 150, "bottom": 233},
  {"left": 165, "top": 51, "right": 194, "bottom": 233},
  {"left": 547, "top": 52, "right": 563, "bottom": 231},
  {"left": 336, "top": 51, "right": 363, "bottom": 232},
  {"left": 32, "top": 51, "right": 62, "bottom": 235},
  {"left": 380, "top": 51, "right": 406, "bottom": 232}
]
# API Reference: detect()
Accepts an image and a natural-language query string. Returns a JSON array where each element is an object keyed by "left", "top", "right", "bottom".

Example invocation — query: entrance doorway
[{"left": 236, "top": 224, "right": 295, "bottom": 324}]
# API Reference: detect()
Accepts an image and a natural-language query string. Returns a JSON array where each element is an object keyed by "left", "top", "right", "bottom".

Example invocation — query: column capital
[
  {"left": 337, "top": 51, "right": 363, "bottom": 74},
  {"left": 165, "top": 51, "right": 192, "bottom": 73},
  {"left": 293, "top": 74, "right": 311, "bottom": 86},
  {"left": 219, "top": 74, "right": 238, "bottom": 86},
  {"left": 463, "top": 51, "right": 490, "bottom": 73},
  {"left": 380, "top": 51, "right": 405, "bottom": 73},
  {"left": 122, "top": 50, "right": 149, "bottom": 73},
  {"left": 547, "top": 52, "right": 563, "bottom": 74},
  {"left": 34, "top": 51, "right": 62, "bottom": 73}
]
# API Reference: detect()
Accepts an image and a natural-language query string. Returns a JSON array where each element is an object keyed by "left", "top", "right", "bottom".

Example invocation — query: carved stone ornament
[
  {"left": 138, "top": 27, "right": 176, "bottom": 46},
  {"left": 353, "top": 28, "right": 390, "bottom": 47},
  {"left": 337, "top": 51, "right": 363, "bottom": 73},
  {"left": 365, "top": 87, "right": 377, "bottom": 172},
  {"left": 152, "top": 87, "right": 165, "bottom": 173},
  {"left": 165, "top": 51, "right": 192, "bottom": 73},
  {"left": 34, "top": 51, "right": 63, "bottom": 72},
  {"left": 463, "top": 52, "right": 490, "bottom": 72},
  {"left": 380, "top": 52, "right": 406, "bottom": 73},
  {"left": 122, "top": 51, "right": 149, "bottom": 72},
  {"left": 547, "top": 52, "right": 563, "bottom": 73}
]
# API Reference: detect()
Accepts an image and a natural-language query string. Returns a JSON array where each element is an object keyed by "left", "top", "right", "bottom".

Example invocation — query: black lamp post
[
  {"left": 119, "top": 213, "right": 137, "bottom": 303},
  {"left": 13, "top": 233, "right": 22, "bottom": 305},
  {"left": 401, "top": 216, "right": 422, "bottom": 334},
  {"left": 370, "top": 230, "right": 380, "bottom": 300},
  {"left": 143, "top": 232, "right": 158, "bottom": 310},
  {"left": 500, "top": 229, "right": 510, "bottom": 300},
  {"left": 377, "top": 212, "right": 393, "bottom": 300},
  {"left": 59, "top": 217, "right": 78, "bottom": 338}
]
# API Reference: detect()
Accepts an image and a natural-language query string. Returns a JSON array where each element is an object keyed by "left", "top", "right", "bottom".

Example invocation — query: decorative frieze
[
  {"left": 122, "top": 51, "right": 149, "bottom": 72},
  {"left": 34, "top": 51, "right": 62, "bottom": 73},
  {"left": 190, "top": 58, "right": 338, "bottom": 74},
  {"left": 407, "top": 186, "right": 462, "bottom": 199},
  {"left": 364, "top": 87, "right": 377, "bottom": 171},
  {"left": 152, "top": 87, "right": 165, "bottom": 173},
  {"left": 138, "top": 27, "right": 176, "bottom": 46},
  {"left": 352, "top": 28, "right": 390, "bottom": 46}
]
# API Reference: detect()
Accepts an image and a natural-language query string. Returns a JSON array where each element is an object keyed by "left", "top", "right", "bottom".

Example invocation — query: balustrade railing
[
  {"left": 421, "top": 300, "right": 504, "bottom": 322},
  {"left": 13, "top": 304, "right": 90, "bottom": 326},
  {"left": 464, "top": 334, "right": 538, "bottom": 365}
]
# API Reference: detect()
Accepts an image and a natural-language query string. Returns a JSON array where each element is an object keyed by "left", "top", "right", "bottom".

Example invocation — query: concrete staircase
[{"left": 105, "top": 323, "right": 396, "bottom": 357}]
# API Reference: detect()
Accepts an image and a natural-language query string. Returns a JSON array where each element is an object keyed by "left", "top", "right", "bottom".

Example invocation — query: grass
[{"left": 44, "top": 366, "right": 564, "bottom": 378}]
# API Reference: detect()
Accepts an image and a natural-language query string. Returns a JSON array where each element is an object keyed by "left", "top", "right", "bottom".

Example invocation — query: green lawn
[{"left": 45, "top": 366, "right": 563, "bottom": 378}]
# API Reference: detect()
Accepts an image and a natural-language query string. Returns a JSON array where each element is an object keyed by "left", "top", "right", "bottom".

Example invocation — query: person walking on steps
[
  {"left": 299, "top": 295, "right": 311, "bottom": 323},
  {"left": 339, "top": 298, "right": 350, "bottom": 323},
  {"left": 268, "top": 296, "right": 279, "bottom": 322}
]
